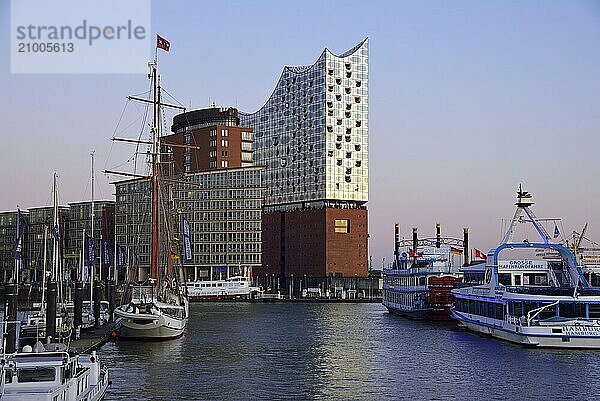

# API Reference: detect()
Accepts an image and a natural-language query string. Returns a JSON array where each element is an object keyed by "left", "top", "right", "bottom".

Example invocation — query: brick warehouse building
[{"left": 240, "top": 39, "right": 370, "bottom": 279}]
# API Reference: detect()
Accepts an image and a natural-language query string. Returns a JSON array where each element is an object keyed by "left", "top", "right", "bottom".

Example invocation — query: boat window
[
  {"left": 498, "top": 273, "right": 511, "bottom": 286},
  {"left": 18, "top": 367, "right": 56, "bottom": 382},
  {"left": 559, "top": 303, "right": 586, "bottom": 318},
  {"left": 418, "top": 277, "right": 426, "bottom": 286},
  {"left": 523, "top": 273, "right": 548, "bottom": 286}
]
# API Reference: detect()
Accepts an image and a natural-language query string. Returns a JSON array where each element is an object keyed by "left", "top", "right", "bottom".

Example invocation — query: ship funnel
[
  {"left": 394, "top": 224, "right": 400, "bottom": 266},
  {"left": 412, "top": 227, "right": 418, "bottom": 266},
  {"left": 463, "top": 228, "right": 470, "bottom": 266}
]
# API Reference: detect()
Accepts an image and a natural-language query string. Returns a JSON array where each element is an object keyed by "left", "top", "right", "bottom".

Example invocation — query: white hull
[
  {"left": 114, "top": 297, "right": 187, "bottom": 341},
  {"left": 186, "top": 276, "right": 258, "bottom": 300},
  {"left": 116, "top": 313, "right": 186, "bottom": 341},
  {"left": 453, "top": 310, "right": 600, "bottom": 348}
]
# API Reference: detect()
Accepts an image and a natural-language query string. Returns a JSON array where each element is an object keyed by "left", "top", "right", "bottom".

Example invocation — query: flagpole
[
  {"left": 14, "top": 207, "right": 19, "bottom": 284},
  {"left": 90, "top": 152, "right": 95, "bottom": 309},
  {"left": 41, "top": 224, "right": 47, "bottom": 313}
]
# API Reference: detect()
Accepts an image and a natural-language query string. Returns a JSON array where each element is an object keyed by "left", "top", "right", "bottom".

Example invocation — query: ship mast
[
  {"left": 150, "top": 60, "right": 160, "bottom": 288},
  {"left": 52, "top": 172, "right": 59, "bottom": 281}
]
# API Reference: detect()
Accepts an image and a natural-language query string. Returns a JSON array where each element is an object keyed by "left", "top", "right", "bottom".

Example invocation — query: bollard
[
  {"left": 5, "top": 283, "right": 18, "bottom": 353},
  {"left": 93, "top": 281, "right": 102, "bottom": 328},
  {"left": 45, "top": 280, "right": 57, "bottom": 343}
]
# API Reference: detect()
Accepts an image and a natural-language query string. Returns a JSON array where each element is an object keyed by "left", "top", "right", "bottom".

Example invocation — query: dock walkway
[{"left": 68, "top": 322, "right": 117, "bottom": 354}]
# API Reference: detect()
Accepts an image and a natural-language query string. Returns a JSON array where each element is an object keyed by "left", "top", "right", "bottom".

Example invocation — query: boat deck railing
[{"left": 503, "top": 286, "right": 600, "bottom": 296}]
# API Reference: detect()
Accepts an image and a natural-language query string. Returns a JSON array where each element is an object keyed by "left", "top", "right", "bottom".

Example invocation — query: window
[
  {"left": 335, "top": 219, "right": 350, "bottom": 233},
  {"left": 221, "top": 129, "right": 229, "bottom": 137},
  {"left": 18, "top": 367, "right": 56, "bottom": 382},
  {"left": 221, "top": 139, "right": 229, "bottom": 147}
]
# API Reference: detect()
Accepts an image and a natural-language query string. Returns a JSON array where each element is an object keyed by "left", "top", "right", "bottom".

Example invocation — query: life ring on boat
[{"left": 485, "top": 268, "right": 492, "bottom": 284}]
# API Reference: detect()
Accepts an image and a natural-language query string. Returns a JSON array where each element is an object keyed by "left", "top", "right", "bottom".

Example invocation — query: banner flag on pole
[
  {"left": 12, "top": 209, "right": 27, "bottom": 261},
  {"left": 101, "top": 239, "right": 114, "bottom": 269},
  {"left": 182, "top": 217, "right": 193, "bottom": 263},
  {"left": 116, "top": 245, "right": 126, "bottom": 270},
  {"left": 84, "top": 234, "right": 96, "bottom": 267}
]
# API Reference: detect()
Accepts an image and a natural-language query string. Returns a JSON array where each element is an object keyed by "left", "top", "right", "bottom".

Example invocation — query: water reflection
[{"left": 101, "top": 303, "right": 600, "bottom": 401}]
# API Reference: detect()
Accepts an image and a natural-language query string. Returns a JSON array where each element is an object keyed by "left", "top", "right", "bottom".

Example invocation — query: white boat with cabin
[
  {"left": 0, "top": 343, "right": 109, "bottom": 400},
  {"left": 187, "top": 276, "right": 259, "bottom": 300},
  {"left": 451, "top": 186, "right": 600, "bottom": 348}
]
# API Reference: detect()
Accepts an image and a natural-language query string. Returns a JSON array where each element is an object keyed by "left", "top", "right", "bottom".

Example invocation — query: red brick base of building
[{"left": 260, "top": 207, "right": 368, "bottom": 278}]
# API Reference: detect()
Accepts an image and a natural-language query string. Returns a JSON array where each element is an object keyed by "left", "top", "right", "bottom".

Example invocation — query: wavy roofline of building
[{"left": 240, "top": 38, "right": 368, "bottom": 117}]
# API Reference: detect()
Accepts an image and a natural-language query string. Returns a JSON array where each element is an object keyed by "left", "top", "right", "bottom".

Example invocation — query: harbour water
[{"left": 102, "top": 302, "right": 600, "bottom": 400}]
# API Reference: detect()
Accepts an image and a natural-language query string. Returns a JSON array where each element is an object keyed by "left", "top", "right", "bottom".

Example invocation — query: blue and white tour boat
[{"left": 451, "top": 186, "right": 600, "bottom": 348}]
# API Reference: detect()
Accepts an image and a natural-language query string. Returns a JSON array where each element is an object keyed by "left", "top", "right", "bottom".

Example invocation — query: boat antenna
[{"left": 500, "top": 184, "right": 551, "bottom": 244}]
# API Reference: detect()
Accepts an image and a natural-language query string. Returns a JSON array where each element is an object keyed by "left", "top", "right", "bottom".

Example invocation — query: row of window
[{"left": 455, "top": 298, "right": 505, "bottom": 320}]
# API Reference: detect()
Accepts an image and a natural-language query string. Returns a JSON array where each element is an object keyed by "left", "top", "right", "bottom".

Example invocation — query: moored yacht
[
  {"left": 114, "top": 284, "right": 187, "bottom": 340},
  {"left": 451, "top": 186, "right": 600, "bottom": 348}
]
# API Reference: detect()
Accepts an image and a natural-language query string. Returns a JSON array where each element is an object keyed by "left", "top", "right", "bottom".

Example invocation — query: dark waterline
[{"left": 101, "top": 303, "right": 600, "bottom": 400}]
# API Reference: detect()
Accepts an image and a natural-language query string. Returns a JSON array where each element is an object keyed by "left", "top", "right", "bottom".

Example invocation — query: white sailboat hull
[
  {"left": 114, "top": 299, "right": 187, "bottom": 341},
  {"left": 116, "top": 314, "right": 186, "bottom": 341}
]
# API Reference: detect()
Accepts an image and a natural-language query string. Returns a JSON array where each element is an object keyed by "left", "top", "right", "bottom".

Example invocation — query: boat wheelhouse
[
  {"left": 0, "top": 346, "right": 109, "bottom": 400},
  {"left": 383, "top": 224, "right": 464, "bottom": 320},
  {"left": 451, "top": 186, "right": 600, "bottom": 348}
]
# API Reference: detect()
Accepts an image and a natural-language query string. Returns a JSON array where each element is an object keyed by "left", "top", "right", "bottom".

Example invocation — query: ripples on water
[{"left": 101, "top": 303, "right": 600, "bottom": 400}]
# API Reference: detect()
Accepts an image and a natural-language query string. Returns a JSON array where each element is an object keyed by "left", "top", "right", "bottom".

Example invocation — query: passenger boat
[
  {"left": 451, "top": 186, "right": 600, "bottom": 348},
  {"left": 0, "top": 343, "right": 109, "bottom": 400},
  {"left": 112, "top": 48, "right": 189, "bottom": 341},
  {"left": 186, "top": 276, "right": 259, "bottom": 301},
  {"left": 382, "top": 224, "right": 464, "bottom": 320}
]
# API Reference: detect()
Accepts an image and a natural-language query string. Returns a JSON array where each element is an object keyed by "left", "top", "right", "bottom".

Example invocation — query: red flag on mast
[
  {"left": 157, "top": 35, "right": 170, "bottom": 52},
  {"left": 474, "top": 248, "right": 487, "bottom": 260}
]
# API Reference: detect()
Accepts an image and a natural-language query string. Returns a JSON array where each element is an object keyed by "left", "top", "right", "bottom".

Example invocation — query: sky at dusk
[{"left": 0, "top": 0, "right": 599, "bottom": 268}]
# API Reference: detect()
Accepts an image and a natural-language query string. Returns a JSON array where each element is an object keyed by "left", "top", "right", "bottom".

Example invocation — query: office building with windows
[
  {"left": 165, "top": 107, "right": 254, "bottom": 173},
  {"left": 114, "top": 166, "right": 263, "bottom": 281},
  {"left": 25, "top": 206, "right": 70, "bottom": 283},
  {"left": 66, "top": 201, "right": 115, "bottom": 279},
  {"left": 240, "top": 38, "right": 369, "bottom": 278},
  {"left": 0, "top": 211, "right": 27, "bottom": 282}
]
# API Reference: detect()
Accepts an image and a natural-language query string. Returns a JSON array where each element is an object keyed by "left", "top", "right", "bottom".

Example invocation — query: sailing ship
[
  {"left": 112, "top": 44, "right": 189, "bottom": 340},
  {"left": 451, "top": 186, "right": 600, "bottom": 348}
]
